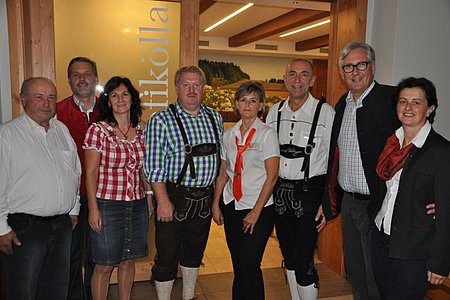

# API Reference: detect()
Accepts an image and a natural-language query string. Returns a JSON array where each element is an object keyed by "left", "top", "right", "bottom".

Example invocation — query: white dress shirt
[
  {"left": 265, "top": 93, "right": 335, "bottom": 180},
  {"left": 221, "top": 118, "right": 279, "bottom": 210},
  {"left": 375, "top": 122, "right": 431, "bottom": 234},
  {"left": 73, "top": 95, "right": 96, "bottom": 122},
  {"left": 0, "top": 113, "right": 81, "bottom": 235}
]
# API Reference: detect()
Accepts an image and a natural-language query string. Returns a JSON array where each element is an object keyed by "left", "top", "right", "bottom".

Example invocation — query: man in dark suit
[{"left": 322, "top": 41, "right": 400, "bottom": 300}]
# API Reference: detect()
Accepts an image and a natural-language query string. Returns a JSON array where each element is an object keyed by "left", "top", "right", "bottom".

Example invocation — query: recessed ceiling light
[
  {"left": 204, "top": 3, "right": 254, "bottom": 32},
  {"left": 279, "top": 19, "right": 330, "bottom": 38}
]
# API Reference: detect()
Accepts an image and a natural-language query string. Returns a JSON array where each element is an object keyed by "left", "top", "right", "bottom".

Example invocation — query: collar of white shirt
[{"left": 394, "top": 121, "right": 431, "bottom": 149}]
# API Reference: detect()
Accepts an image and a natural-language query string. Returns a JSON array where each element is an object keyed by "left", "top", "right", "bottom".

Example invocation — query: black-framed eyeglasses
[{"left": 341, "top": 61, "right": 371, "bottom": 73}]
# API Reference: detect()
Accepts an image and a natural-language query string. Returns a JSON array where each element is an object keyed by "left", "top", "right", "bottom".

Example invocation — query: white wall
[
  {"left": 367, "top": 0, "right": 450, "bottom": 139},
  {"left": 0, "top": 0, "right": 12, "bottom": 123}
]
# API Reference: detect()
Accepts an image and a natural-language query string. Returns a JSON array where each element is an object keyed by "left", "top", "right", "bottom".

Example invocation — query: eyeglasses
[{"left": 341, "top": 61, "right": 371, "bottom": 73}]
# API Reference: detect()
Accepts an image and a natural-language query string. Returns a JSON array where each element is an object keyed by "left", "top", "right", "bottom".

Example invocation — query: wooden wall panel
[
  {"left": 22, "top": 0, "right": 55, "bottom": 80},
  {"left": 311, "top": 59, "right": 328, "bottom": 101},
  {"left": 318, "top": 0, "right": 368, "bottom": 276},
  {"left": 6, "top": 0, "right": 55, "bottom": 118},
  {"left": 180, "top": 0, "right": 199, "bottom": 67},
  {"left": 326, "top": 0, "right": 367, "bottom": 107},
  {"left": 6, "top": 0, "right": 25, "bottom": 117}
]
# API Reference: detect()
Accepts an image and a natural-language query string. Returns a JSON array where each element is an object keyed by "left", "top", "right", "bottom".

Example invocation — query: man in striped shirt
[{"left": 144, "top": 66, "right": 223, "bottom": 300}]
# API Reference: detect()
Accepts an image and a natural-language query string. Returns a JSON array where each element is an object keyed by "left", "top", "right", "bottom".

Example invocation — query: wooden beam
[
  {"left": 229, "top": 9, "right": 329, "bottom": 47},
  {"left": 6, "top": 0, "right": 25, "bottom": 118},
  {"left": 200, "top": 0, "right": 215, "bottom": 14},
  {"left": 295, "top": 34, "right": 329, "bottom": 51},
  {"left": 22, "top": 0, "right": 55, "bottom": 80},
  {"left": 180, "top": 0, "right": 199, "bottom": 67}
]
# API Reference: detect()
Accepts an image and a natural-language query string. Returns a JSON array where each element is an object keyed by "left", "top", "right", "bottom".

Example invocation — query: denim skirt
[{"left": 90, "top": 198, "right": 149, "bottom": 265}]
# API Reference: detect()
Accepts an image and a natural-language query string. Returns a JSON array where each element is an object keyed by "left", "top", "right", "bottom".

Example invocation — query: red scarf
[
  {"left": 233, "top": 128, "right": 256, "bottom": 201},
  {"left": 376, "top": 133, "right": 414, "bottom": 181}
]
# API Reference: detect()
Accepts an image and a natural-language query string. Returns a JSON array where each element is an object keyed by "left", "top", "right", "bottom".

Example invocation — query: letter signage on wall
[{"left": 54, "top": 0, "right": 180, "bottom": 120}]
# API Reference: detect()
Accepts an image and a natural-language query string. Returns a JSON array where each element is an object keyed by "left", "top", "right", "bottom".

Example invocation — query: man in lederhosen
[
  {"left": 266, "top": 59, "right": 335, "bottom": 300},
  {"left": 144, "top": 66, "right": 223, "bottom": 300}
]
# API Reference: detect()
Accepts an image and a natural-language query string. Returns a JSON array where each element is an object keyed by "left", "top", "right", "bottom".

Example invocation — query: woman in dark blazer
[{"left": 371, "top": 77, "right": 450, "bottom": 300}]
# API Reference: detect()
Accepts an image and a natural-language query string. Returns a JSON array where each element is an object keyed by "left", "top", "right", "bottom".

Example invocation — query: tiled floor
[
  {"left": 109, "top": 221, "right": 353, "bottom": 299},
  {"left": 201, "top": 221, "right": 285, "bottom": 275},
  {"left": 108, "top": 263, "right": 353, "bottom": 299},
  {"left": 1, "top": 261, "right": 352, "bottom": 300}
]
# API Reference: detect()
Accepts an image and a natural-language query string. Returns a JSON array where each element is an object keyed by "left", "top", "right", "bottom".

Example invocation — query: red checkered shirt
[{"left": 83, "top": 121, "right": 146, "bottom": 201}]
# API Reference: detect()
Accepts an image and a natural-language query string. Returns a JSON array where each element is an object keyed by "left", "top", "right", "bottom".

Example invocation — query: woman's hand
[
  {"left": 242, "top": 209, "right": 260, "bottom": 234},
  {"left": 212, "top": 203, "right": 224, "bottom": 225},
  {"left": 89, "top": 208, "right": 102, "bottom": 233},
  {"left": 428, "top": 271, "right": 446, "bottom": 285}
]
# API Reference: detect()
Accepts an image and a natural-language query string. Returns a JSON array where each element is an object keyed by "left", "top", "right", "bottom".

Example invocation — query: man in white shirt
[
  {"left": 266, "top": 59, "right": 334, "bottom": 300},
  {"left": 0, "top": 77, "right": 81, "bottom": 299}
]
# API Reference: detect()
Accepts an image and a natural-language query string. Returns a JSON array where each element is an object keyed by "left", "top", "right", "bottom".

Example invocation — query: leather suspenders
[
  {"left": 169, "top": 104, "right": 221, "bottom": 186},
  {"left": 276, "top": 100, "right": 324, "bottom": 191},
  {"left": 301, "top": 101, "right": 323, "bottom": 191}
]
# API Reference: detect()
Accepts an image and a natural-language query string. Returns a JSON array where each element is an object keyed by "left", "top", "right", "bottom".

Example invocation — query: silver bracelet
[{"left": 145, "top": 190, "right": 154, "bottom": 196}]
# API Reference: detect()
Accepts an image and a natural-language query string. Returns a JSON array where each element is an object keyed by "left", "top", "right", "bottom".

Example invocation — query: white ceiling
[{"left": 199, "top": 0, "right": 331, "bottom": 58}]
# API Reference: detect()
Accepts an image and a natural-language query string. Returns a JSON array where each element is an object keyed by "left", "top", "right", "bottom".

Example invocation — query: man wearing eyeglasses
[{"left": 322, "top": 41, "right": 399, "bottom": 300}]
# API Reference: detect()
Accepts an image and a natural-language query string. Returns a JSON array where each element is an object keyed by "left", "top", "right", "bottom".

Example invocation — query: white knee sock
[
  {"left": 180, "top": 266, "right": 199, "bottom": 300},
  {"left": 154, "top": 279, "right": 175, "bottom": 300},
  {"left": 297, "top": 282, "right": 318, "bottom": 300},
  {"left": 286, "top": 269, "right": 301, "bottom": 300}
]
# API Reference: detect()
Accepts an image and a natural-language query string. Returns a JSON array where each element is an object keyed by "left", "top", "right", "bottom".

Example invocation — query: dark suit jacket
[
  {"left": 322, "top": 81, "right": 400, "bottom": 220},
  {"left": 375, "top": 129, "right": 450, "bottom": 276}
]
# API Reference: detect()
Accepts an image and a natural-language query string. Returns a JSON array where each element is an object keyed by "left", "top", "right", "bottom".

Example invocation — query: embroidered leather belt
[{"left": 167, "top": 182, "right": 213, "bottom": 195}]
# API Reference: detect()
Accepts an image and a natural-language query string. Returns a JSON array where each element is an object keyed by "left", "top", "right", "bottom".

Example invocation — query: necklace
[{"left": 116, "top": 123, "right": 131, "bottom": 139}]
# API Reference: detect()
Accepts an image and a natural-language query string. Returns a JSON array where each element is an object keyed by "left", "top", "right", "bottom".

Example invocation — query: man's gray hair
[
  {"left": 339, "top": 41, "right": 376, "bottom": 68},
  {"left": 20, "top": 77, "right": 55, "bottom": 96}
]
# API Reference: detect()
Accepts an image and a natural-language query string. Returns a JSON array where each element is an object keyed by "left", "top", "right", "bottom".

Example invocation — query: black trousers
[
  {"left": 371, "top": 226, "right": 430, "bottom": 300},
  {"left": 274, "top": 209, "right": 319, "bottom": 286},
  {"left": 152, "top": 184, "right": 213, "bottom": 282},
  {"left": 67, "top": 196, "right": 94, "bottom": 300},
  {"left": 273, "top": 175, "right": 325, "bottom": 287},
  {"left": 223, "top": 202, "right": 274, "bottom": 300}
]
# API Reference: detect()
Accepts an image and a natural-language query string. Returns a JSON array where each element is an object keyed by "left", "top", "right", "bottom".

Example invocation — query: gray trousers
[{"left": 341, "top": 192, "right": 380, "bottom": 300}]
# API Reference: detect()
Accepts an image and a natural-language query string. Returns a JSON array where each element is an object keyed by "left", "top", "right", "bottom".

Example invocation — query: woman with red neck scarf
[
  {"left": 371, "top": 77, "right": 450, "bottom": 300},
  {"left": 212, "top": 81, "right": 280, "bottom": 300}
]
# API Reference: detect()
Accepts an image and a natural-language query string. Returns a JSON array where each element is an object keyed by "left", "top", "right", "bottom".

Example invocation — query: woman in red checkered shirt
[{"left": 83, "top": 76, "right": 153, "bottom": 300}]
